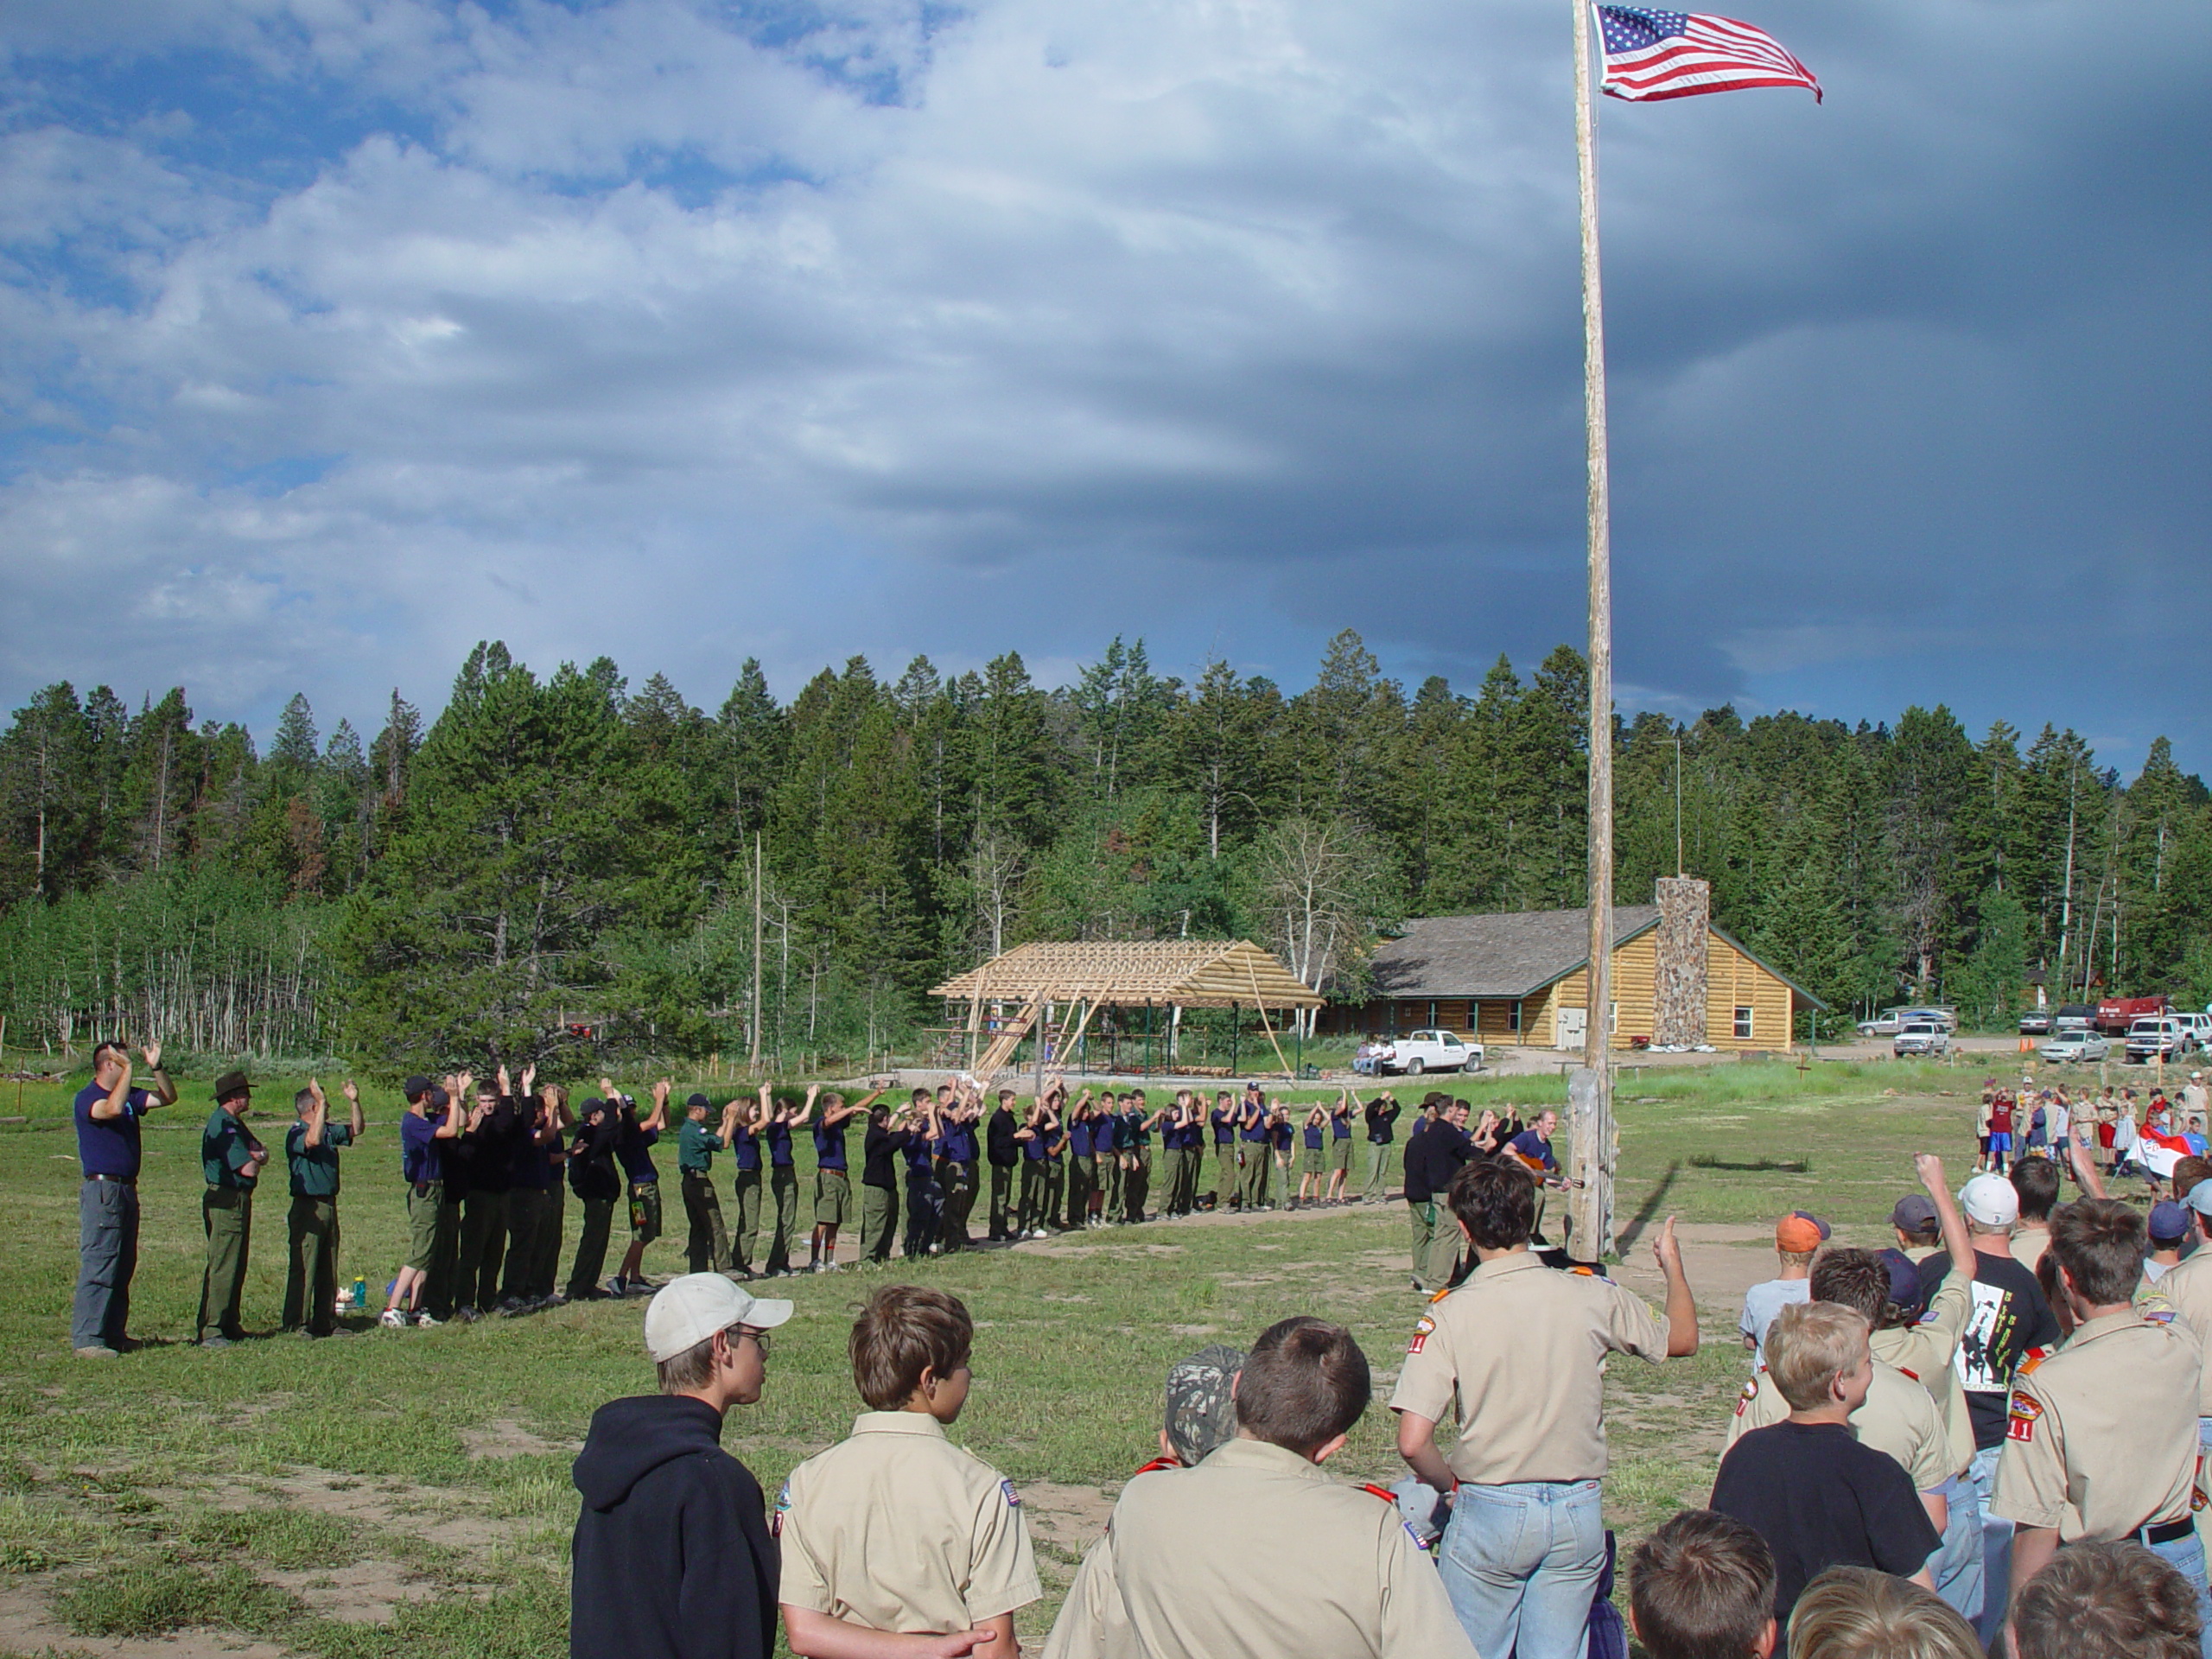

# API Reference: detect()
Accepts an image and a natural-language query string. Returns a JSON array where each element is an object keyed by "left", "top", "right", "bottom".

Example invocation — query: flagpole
[{"left": 1569, "top": 0, "right": 1617, "bottom": 1262}]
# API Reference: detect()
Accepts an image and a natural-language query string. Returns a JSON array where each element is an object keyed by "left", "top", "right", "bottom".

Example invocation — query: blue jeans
[
  {"left": 1437, "top": 1479, "right": 1604, "bottom": 1659},
  {"left": 1929, "top": 1471, "right": 1984, "bottom": 1624},
  {"left": 2145, "top": 1527, "right": 2212, "bottom": 1659},
  {"left": 1967, "top": 1444, "right": 2013, "bottom": 1644}
]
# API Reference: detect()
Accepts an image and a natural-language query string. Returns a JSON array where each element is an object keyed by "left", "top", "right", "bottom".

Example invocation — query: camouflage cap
[{"left": 1163, "top": 1343, "right": 1247, "bottom": 1467}]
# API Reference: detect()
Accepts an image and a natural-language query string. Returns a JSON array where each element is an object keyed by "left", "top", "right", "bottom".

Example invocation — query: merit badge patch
[
  {"left": 1408, "top": 1313, "right": 1437, "bottom": 1356},
  {"left": 1001, "top": 1478, "right": 1022, "bottom": 1509},
  {"left": 2005, "top": 1391, "right": 2044, "bottom": 1443}
]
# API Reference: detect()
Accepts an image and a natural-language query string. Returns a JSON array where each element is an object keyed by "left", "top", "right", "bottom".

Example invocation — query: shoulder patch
[
  {"left": 1733, "top": 1379, "right": 1759, "bottom": 1419},
  {"left": 1001, "top": 1478, "right": 1021, "bottom": 1509},
  {"left": 1408, "top": 1312, "right": 1438, "bottom": 1356},
  {"left": 772, "top": 1479, "right": 791, "bottom": 1536},
  {"left": 2005, "top": 1390, "right": 2044, "bottom": 1442}
]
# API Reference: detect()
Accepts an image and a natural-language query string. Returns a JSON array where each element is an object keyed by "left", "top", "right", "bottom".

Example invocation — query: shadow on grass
[
  {"left": 1616, "top": 1160, "right": 1681, "bottom": 1254},
  {"left": 1688, "top": 1154, "right": 1810, "bottom": 1173}
]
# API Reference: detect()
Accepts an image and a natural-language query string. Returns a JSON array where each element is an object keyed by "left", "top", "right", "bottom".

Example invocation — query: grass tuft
[{"left": 55, "top": 1559, "right": 300, "bottom": 1637}]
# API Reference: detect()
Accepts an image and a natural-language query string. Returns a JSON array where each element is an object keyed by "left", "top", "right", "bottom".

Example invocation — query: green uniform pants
[
  {"left": 680, "top": 1172, "right": 729, "bottom": 1273},
  {"left": 988, "top": 1162, "right": 1014, "bottom": 1238},
  {"left": 1123, "top": 1150, "right": 1149, "bottom": 1222},
  {"left": 1174, "top": 1147, "right": 1199, "bottom": 1213},
  {"left": 283, "top": 1196, "right": 339, "bottom": 1334},
  {"left": 1101, "top": 1155, "right": 1124, "bottom": 1222},
  {"left": 939, "top": 1161, "right": 976, "bottom": 1251},
  {"left": 528, "top": 1184, "right": 564, "bottom": 1300},
  {"left": 1409, "top": 1199, "right": 1436, "bottom": 1288},
  {"left": 861, "top": 1182, "right": 898, "bottom": 1263},
  {"left": 1239, "top": 1146, "right": 1270, "bottom": 1208},
  {"left": 1043, "top": 1160, "right": 1066, "bottom": 1230},
  {"left": 766, "top": 1166, "right": 798, "bottom": 1274},
  {"left": 1214, "top": 1143, "right": 1238, "bottom": 1207},
  {"left": 731, "top": 1167, "right": 763, "bottom": 1272},
  {"left": 1420, "top": 1204, "right": 1464, "bottom": 1292},
  {"left": 198, "top": 1185, "right": 252, "bottom": 1341},
  {"left": 1531, "top": 1182, "right": 1550, "bottom": 1246},
  {"left": 1365, "top": 1141, "right": 1398, "bottom": 1199},
  {"left": 568, "top": 1196, "right": 616, "bottom": 1299},
  {"left": 423, "top": 1192, "right": 465, "bottom": 1317}
]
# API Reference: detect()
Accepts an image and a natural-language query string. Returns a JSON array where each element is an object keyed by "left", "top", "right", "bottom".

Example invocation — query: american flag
[{"left": 1597, "top": 7, "right": 1821, "bottom": 104}]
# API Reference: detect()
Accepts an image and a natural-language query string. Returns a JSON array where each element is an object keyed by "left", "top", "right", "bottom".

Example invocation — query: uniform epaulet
[
  {"left": 1130, "top": 1456, "right": 1182, "bottom": 1477},
  {"left": 2016, "top": 1350, "right": 2048, "bottom": 1376},
  {"left": 1427, "top": 1286, "right": 1453, "bottom": 1305},
  {"left": 1358, "top": 1483, "right": 1397, "bottom": 1504}
]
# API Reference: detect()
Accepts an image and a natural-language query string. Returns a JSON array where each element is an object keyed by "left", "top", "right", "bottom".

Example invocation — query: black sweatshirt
[{"left": 571, "top": 1395, "right": 777, "bottom": 1659}]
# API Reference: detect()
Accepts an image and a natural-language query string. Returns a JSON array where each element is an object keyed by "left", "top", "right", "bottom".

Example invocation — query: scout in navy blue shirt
[
  {"left": 760, "top": 1084, "right": 802, "bottom": 1277},
  {"left": 606, "top": 1080, "right": 670, "bottom": 1298},
  {"left": 807, "top": 1085, "right": 876, "bottom": 1273},
  {"left": 71, "top": 1040, "right": 176, "bottom": 1356}
]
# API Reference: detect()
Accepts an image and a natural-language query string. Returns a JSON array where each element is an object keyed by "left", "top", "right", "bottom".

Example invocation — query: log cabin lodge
[{"left": 1326, "top": 877, "right": 1823, "bottom": 1052}]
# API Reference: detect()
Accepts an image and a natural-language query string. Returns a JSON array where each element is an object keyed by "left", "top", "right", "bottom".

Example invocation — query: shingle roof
[
  {"left": 1367, "top": 907, "right": 1662, "bottom": 1001},
  {"left": 931, "top": 939, "right": 1324, "bottom": 1009}
]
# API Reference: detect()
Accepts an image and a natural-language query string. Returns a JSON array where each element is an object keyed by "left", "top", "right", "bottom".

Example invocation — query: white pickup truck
[{"left": 1374, "top": 1029, "right": 1485, "bottom": 1075}]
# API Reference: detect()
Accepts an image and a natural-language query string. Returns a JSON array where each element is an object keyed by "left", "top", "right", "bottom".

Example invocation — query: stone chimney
[{"left": 1653, "top": 876, "right": 1711, "bottom": 1047}]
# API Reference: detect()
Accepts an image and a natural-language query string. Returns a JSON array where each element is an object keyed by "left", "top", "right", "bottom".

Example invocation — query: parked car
[
  {"left": 2176, "top": 1013, "right": 2212, "bottom": 1049},
  {"left": 1859, "top": 1007, "right": 1910, "bottom": 1037},
  {"left": 1373, "top": 1029, "right": 1485, "bottom": 1075},
  {"left": 2099, "top": 994, "right": 2172, "bottom": 1035},
  {"left": 2018, "top": 1008, "right": 2052, "bottom": 1036},
  {"left": 2037, "top": 1029, "right": 2111, "bottom": 1064},
  {"left": 1894, "top": 1021, "right": 1952, "bottom": 1058},
  {"left": 2126, "top": 1016, "right": 2194, "bottom": 1064},
  {"left": 2053, "top": 1003, "right": 2099, "bottom": 1033}
]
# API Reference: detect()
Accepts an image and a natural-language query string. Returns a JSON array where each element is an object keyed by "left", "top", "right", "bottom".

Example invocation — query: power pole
[
  {"left": 1568, "top": 0, "right": 1618, "bottom": 1263},
  {"left": 748, "top": 834, "right": 764, "bottom": 1071}
]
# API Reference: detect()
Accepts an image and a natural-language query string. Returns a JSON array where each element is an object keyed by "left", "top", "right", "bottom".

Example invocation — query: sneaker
[
  {"left": 455, "top": 1306, "right": 481, "bottom": 1325},
  {"left": 499, "top": 1297, "right": 526, "bottom": 1314},
  {"left": 544, "top": 1291, "right": 568, "bottom": 1305},
  {"left": 414, "top": 1311, "right": 443, "bottom": 1326},
  {"left": 607, "top": 1277, "right": 627, "bottom": 1298},
  {"left": 378, "top": 1309, "right": 408, "bottom": 1329}
]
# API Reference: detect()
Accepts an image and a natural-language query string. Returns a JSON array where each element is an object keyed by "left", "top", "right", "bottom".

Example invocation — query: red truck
[{"left": 2097, "top": 993, "right": 2171, "bottom": 1035}]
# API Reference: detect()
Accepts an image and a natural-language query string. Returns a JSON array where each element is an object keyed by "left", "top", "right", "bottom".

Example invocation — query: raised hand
[
  {"left": 341, "top": 1079, "right": 360, "bottom": 1104},
  {"left": 520, "top": 1064, "right": 537, "bottom": 1096},
  {"left": 308, "top": 1077, "right": 327, "bottom": 1109},
  {"left": 601, "top": 1077, "right": 619, "bottom": 1101},
  {"left": 1652, "top": 1215, "right": 1683, "bottom": 1272},
  {"left": 653, "top": 1078, "right": 673, "bottom": 1103},
  {"left": 456, "top": 1071, "right": 476, "bottom": 1099},
  {"left": 1914, "top": 1152, "right": 1947, "bottom": 1193},
  {"left": 140, "top": 1040, "right": 162, "bottom": 1070},
  {"left": 496, "top": 1064, "right": 512, "bottom": 1097}
]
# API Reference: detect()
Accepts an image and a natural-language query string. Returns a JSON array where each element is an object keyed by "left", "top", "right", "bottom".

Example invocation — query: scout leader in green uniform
[
  {"left": 283, "top": 1077, "right": 364, "bottom": 1337},
  {"left": 199, "top": 1070, "right": 270, "bottom": 1346},
  {"left": 677, "top": 1090, "right": 743, "bottom": 1274}
]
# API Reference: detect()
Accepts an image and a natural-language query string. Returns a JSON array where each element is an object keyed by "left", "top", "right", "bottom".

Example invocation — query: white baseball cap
[
  {"left": 1960, "top": 1174, "right": 2020, "bottom": 1229},
  {"left": 644, "top": 1274, "right": 793, "bottom": 1362}
]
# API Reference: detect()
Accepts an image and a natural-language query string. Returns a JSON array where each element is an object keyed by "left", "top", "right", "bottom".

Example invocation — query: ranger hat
[
  {"left": 1162, "top": 1343, "right": 1246, "bottom": 1467},
  {"left": 644, "top": 1274, "right": 793, "bottom": 1363},
  {"left": 212, "top": 1069, "right": 251, "bottom": 1101}
]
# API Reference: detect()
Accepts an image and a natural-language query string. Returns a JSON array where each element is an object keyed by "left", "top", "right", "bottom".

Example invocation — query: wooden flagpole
[{"left": 1568, "top": 0, "right": 1618, "bottom": 1262}]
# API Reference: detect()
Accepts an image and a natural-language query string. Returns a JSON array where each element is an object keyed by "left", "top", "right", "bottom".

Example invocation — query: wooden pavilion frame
[{"left": 930, "top": 940, "right": 1325, "bottom": 1084}]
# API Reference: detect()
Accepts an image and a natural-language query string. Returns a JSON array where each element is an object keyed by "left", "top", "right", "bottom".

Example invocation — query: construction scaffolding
[{"left": 930, "top": 940, "right": 1325, "bottom": 1086}]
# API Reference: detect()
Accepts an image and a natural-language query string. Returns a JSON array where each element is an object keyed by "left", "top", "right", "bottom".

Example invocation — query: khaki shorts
[
  {"left": 405, "top": 1181, "right": 443, "bottom": 1270},
  {"left": 1328, "top": 1138, "right": 1353, "bottom": 1172},
  {"left": 814, "top": 1167, "right": 851, "bottom": 1226},
  {"left": 629, "top": 1181, "right": 663, "bottom": 1243},
  {"left": 1300, "top": 1147, "right": 1325, "bottom": 1176}
]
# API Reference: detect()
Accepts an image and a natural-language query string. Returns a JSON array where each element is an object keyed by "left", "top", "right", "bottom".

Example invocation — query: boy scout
[
  {"left": 283, "top": 1078, "right": 363, "bottom": 1337},
  {"left": 777, "top": 1286, "right": 1040, "bottom": 1656},
  {"left": 1392, "top": 1156, "right": 1698, "bottom": 1659},
  {"left": 1043, "top": 1317, "right": 1476, "bottom": 1659},
  {"left": 199, "top": 1070, "right": 269, "bottom": 1346},
  {"left": 1993, "top": 1197, "right": 2212, "bottom": 1642},
  {"left": 2151, "top": 1179, "right": 2212, "bottom": 1484},
  {"left": 676, "top": 1091, "right": 736, "bottom": 1274}
]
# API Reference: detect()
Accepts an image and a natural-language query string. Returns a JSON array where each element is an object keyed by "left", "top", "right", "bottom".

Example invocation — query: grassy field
[{"left": 0, "top": 1058, "right": 1997, "bottom": 1658}]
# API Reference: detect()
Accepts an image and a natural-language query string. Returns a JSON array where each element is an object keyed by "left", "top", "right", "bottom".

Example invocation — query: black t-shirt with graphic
[{"left": 1916, "top": 1247, "right": 2062, "bottom": 1448}]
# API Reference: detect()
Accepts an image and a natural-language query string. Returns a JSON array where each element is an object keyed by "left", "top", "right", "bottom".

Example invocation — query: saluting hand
[
  {"left": 520, "top": 1064, "right": 537, "bottom": 1096},
  {"left": 341, "top": 1079, "right": 360, "bottom": 1104},
  {"left": 496, "top": 1064, "right": 512, "bottom": 1097},
  {"left": 140, "top": 1040, "right": 162, "bottom": 1070},
  {"left": 1652, "top": 1216, "right": 1683, "bottom": 1272}
]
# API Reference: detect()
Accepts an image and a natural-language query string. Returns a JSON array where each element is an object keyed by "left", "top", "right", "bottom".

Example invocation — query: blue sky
[{"left": 3, "top": 0, "right": 2208, "bottom": 774}]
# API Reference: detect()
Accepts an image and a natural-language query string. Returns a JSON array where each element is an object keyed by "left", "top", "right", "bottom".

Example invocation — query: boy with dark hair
[
  {"left": 2012, "top": 1540, "right": 2205, "bottom": 1659},
  {"left": 1628, "top": 1510, "right": 1778, "bottom": 1659},
  {"left": 1046, "top": 1317, "right": 1472, "bottom": 1659},
  {"left": 565, "top": 1098, "right": 624, "bottom": 1301},
  {"left": 503, "top": 1083, "right": 570, "bottom": 1306},
  {"left": 571, "top": 1274, "right": 791, "bottom": 1659},
  {"left": 1993, "top": 1197, "right": 2212, "bottom": 1643},
  {"left": 283, "top": 1077, "right": 363, "bottom": 1337},
  {"left": 2009, "top": 1158, "right": 2062, "bottom": 1273},
  {"left": 778, "top": 1286, "right": 1039, "bottom": 1657},
  {"left": 1237, "top": 1084, "right": 1273, "bottom": 1211},
  {"left": 385, "top": 1076, "right": 461, "bottom": 1327},
  {"left": 762, "top": 1083, "right": 808, "bottom": 1278},
  {"left": 861, "top": 1096, "right": 917, "bottom": 1266},
  {"left": 453, "top": 1067, "right": 526, "bottom": 1319},
  {"left": 1710, "top": 1303, "right": 1942, "bottom": 1630},
  {"left": 608, "top": 1079, "right": 672, "bottom": 1296},
  {"left": 985, "top": 1087, "right": 1020, "bottom": 1241},
  {"left": 935, "top": 1084, "right": 980, "bottom": 1250},
  {"left": 808, "top": 1087, "right": 870, "bottom": 1273},
  {"left": 1394, "top": 1157, "right": 1698, "bottom": 1659},
  {"left": 1363, "top": 1092, "right": 1402, "bottom": 1203}
]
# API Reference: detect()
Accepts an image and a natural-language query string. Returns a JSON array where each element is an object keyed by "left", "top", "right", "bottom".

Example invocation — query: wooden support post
[{"left": 1569, "top": 0, "right": 1617, "bottom": 1263}]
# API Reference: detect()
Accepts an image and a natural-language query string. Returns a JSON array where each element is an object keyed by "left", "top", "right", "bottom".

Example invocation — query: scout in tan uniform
[
  {"left": 1992, "top": 1197, "right": 2212, "bottom": 1648},
  {"left": 1391, "top": 1157, "right": 1697, "bottom": 1659},
  {"left": 2152, "top": 1179, "right": 2212, "bottom": 1478},
  {"left": 778, "top": 1285, "right": 1039, "bottom": 1656},
  {"left": 1043, "top": 1317, "right": 1474, "bottom": 1659}
]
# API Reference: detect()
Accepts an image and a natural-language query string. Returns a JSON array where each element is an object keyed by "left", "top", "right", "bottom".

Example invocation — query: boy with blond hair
[
  {"left": 1711, "top": 1302, "right": 1942, "bottom": 1634},
  {"left": 778, "top": 1286, "right": 1040, "bottom": 1657}
]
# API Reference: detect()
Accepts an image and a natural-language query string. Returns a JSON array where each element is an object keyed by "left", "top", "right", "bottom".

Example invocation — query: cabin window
[
  {"left": 1508, "top": 1001, "right": 1522, "bottom": 1033},
  {"left": 1608, "top": 1001, "right": 1619, "bottom": 1035},
  {"left": 1734, "top": 1006, "right": 1755, "bottom": 1039}
]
